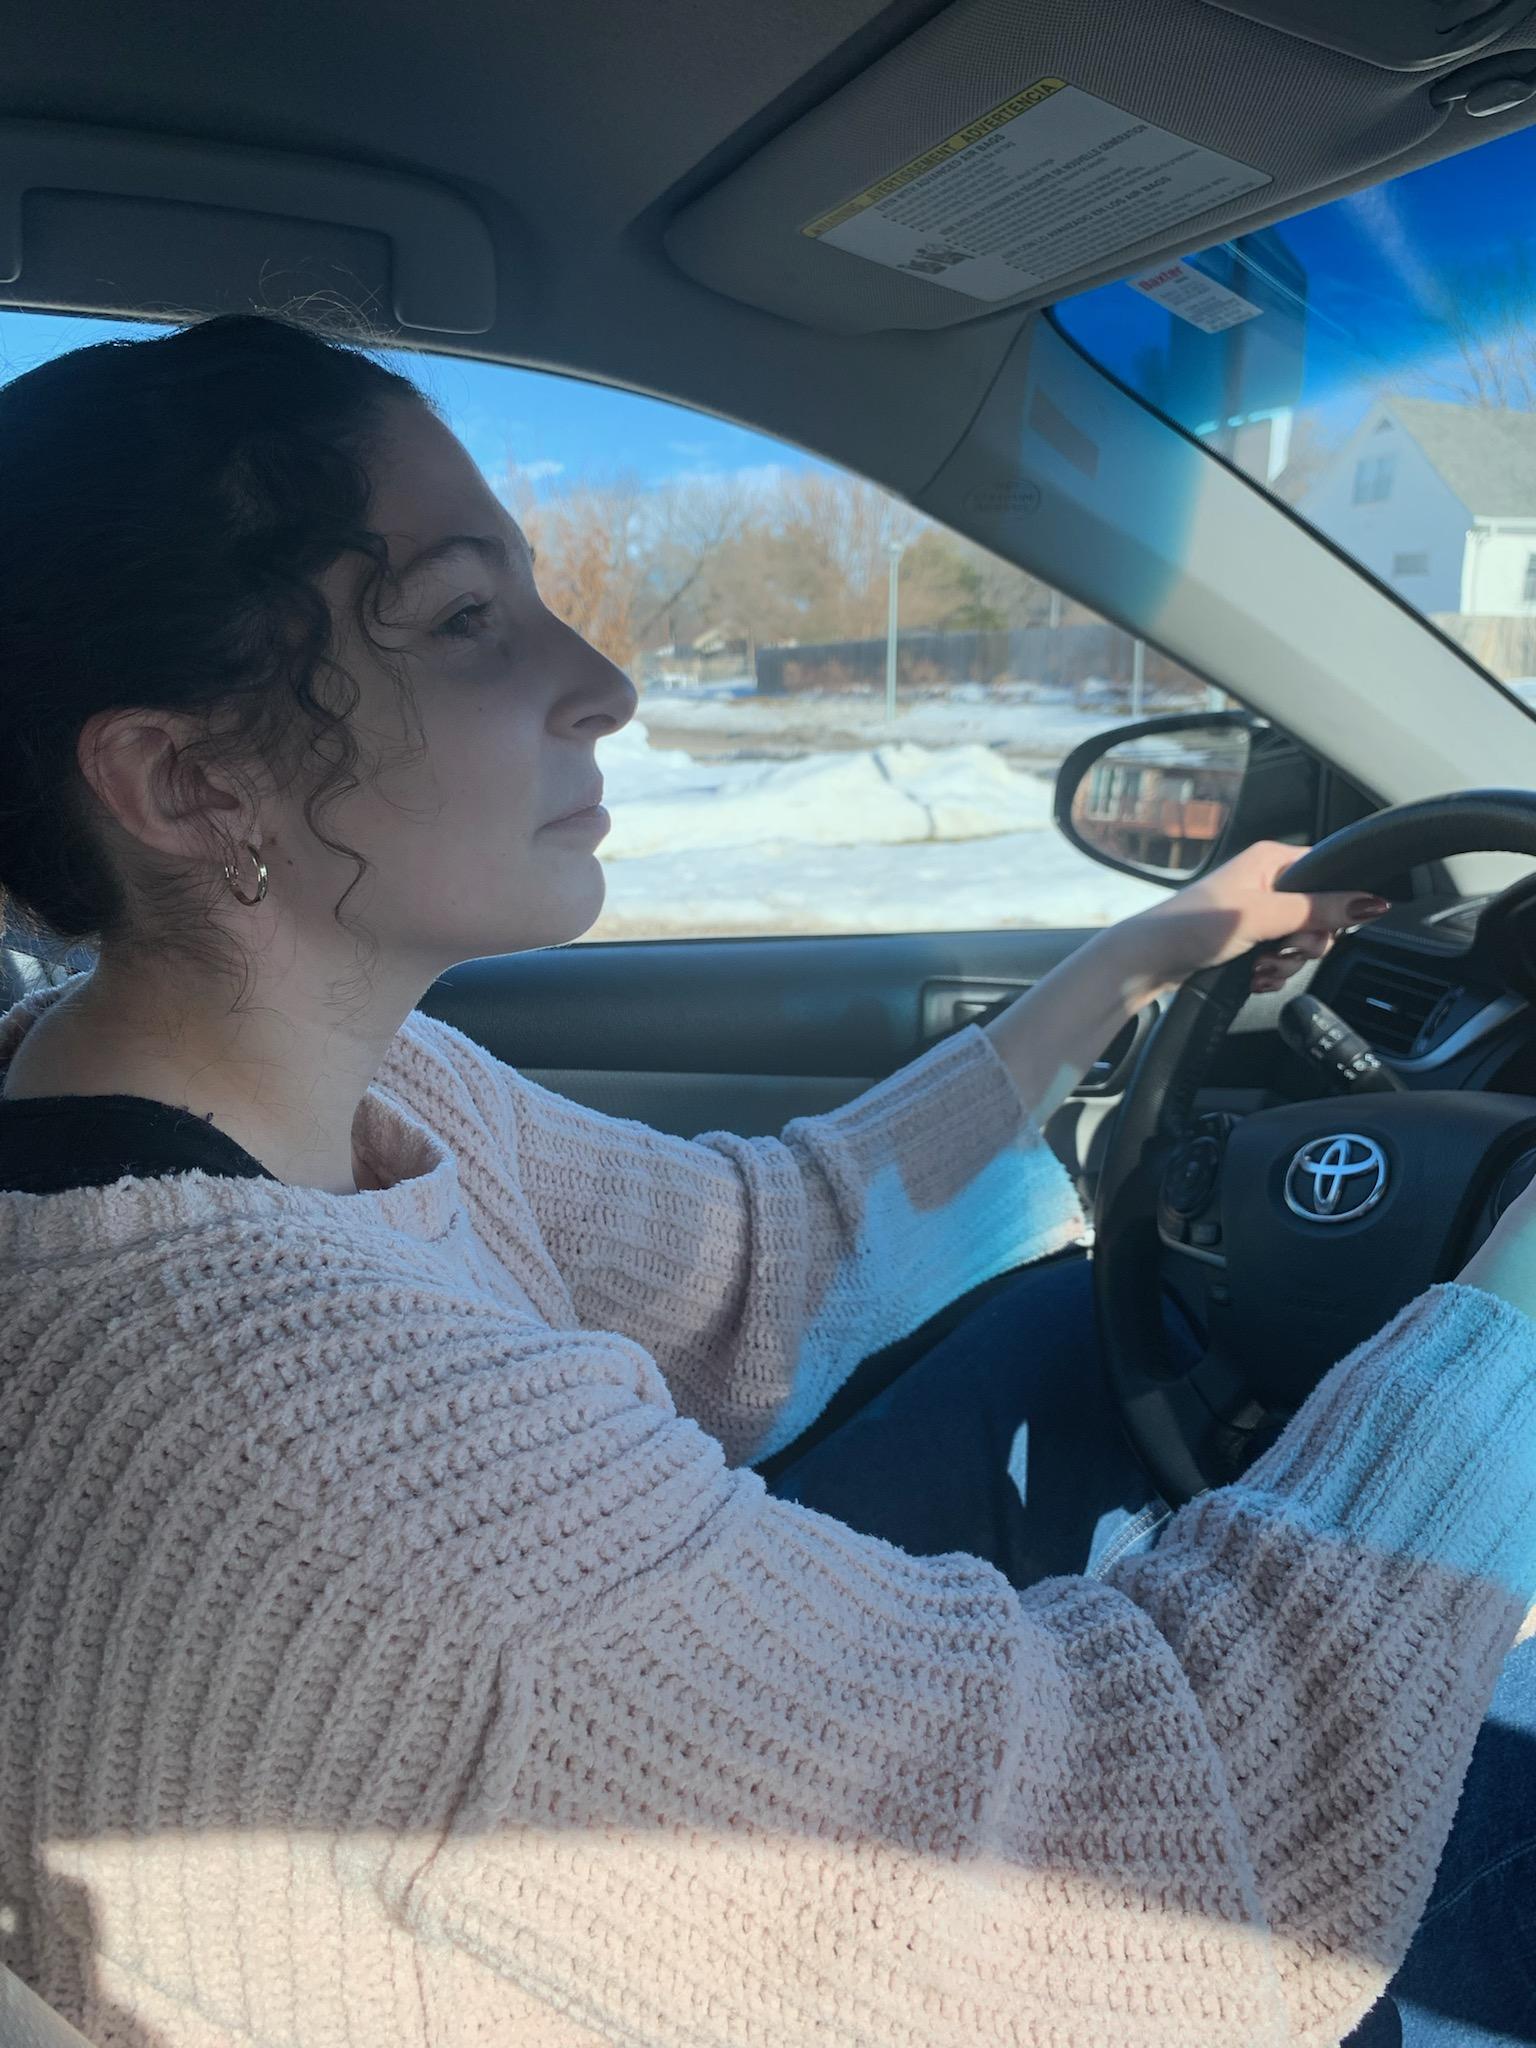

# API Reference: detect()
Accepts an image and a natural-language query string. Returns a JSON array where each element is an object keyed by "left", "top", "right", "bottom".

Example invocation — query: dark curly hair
[{"left": 0, "top": 310, "right": 433, "bottom": 1003}]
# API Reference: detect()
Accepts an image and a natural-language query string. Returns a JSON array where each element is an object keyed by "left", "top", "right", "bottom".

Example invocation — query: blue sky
[
  {"left": 0, "top": 307, "right": 836, "bottom": 492},
  {"left": 1056, "top": 119, "right": 1536, "bottom": 442}
]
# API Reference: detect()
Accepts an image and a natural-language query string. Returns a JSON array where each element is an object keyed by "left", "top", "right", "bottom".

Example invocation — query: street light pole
[{"left": 885, "top": 538, "right": 904, "bottom": 725}]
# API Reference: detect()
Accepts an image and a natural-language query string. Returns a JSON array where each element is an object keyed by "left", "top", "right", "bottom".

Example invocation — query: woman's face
[{"left": 286, "top": 397, "right": 637, "bottom": 974}]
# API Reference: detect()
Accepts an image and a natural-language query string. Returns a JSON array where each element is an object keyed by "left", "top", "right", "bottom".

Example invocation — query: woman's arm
[
  {"left": 982, "top": 839, "right": 1388, "bottom": 1119},
  {"left": 360, "top": 1286, "right": 1530, "bottom": 2048},
  {"left": 402, "top": 843, "right": 1383, "bottom": 1466},
  {"left": 472, "top": 1019, "right": 1089, "bottom": 1467},
  {"left": 1106, "top": 1279, "right": 1536, "bottom": 2041}
]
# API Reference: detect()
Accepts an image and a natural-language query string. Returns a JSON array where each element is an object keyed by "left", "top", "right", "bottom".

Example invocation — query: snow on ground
[
  {"left": 587, "top": 831, "right": 1165, "bottom": 940},
  {"left": 583, "top": 708, "right": 1167, "bottom": 940},
  {"left": 598, "top": 722, "right": 1054, "bottom": 857},
  {"left": 633, "top": 678, "right": 1199, "bottom": 760}
]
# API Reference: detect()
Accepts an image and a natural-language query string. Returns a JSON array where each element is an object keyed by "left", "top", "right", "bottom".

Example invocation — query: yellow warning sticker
[
  {"left": 802, "top": 78, "right": 1069, "bottom": 239},
  {"left": 801, "top": 77, "right": 1270, "bottom": 302}
]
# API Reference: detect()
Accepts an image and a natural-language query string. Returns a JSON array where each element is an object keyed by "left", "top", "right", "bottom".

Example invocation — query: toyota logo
[{"left": 1284, "top": 1134, "right": 1389, "bottom": 1223}]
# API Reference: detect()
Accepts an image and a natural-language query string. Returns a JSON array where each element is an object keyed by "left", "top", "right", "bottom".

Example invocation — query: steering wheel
[{"left": 1095, "top": 789, "right": 1536, "bottom": 1508}]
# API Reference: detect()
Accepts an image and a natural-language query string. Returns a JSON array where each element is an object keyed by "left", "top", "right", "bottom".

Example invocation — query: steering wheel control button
[
  {"left": 1163, "top": 1138, "right": 1228, "bottom": 1212},
  {"left": 1190, "top": 1222, "right": 1222, "bottom": 1247},
  {"left": 1162, "top": 1136, "right": 1222, "bottom": 1219},
  {"left": 1278, "top": 994, "right": 1405, "bottom": 1094},
  {"left": 1192, "top": 1110, "right": 1238, "bottom": 1146},
  {"left": 1283, "top": 1133, "right": 1390, "bottom": 1223}
]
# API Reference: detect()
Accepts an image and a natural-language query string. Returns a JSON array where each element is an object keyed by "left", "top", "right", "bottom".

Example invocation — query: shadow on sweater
[
  {"left": 17, "top": 1680, "right": 1536, "bottom": 2048},
  {"left": 11, "top": 1616, "right": 1536, "bottom": 2048}
]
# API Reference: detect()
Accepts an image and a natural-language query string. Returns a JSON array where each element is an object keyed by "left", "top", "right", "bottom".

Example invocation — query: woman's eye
[{"left": 434, "top": 599, "right": 495, "bottom": 641}]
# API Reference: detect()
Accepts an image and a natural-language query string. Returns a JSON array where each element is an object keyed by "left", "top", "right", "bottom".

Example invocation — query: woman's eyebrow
[{"left": 394, "top": 533, "right": 510, "bottom": 585}]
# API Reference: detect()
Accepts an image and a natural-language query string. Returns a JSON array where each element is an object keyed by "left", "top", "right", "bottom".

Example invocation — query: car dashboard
[
  {"left": 1144, "top": 891, "right": 1536, "bottom": 1316},
  {"left": 1279, "top": 894, "right": 1534, "bottom": 1101}
]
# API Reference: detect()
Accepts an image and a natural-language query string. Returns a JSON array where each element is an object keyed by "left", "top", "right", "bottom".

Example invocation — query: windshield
[{"left": 1053, "top": 123, "right": 1536, "bottom": 701}]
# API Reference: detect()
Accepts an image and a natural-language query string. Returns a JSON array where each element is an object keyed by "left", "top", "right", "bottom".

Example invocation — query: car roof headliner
[{"left": 4, "top": 0, "right": 1536, "bottom": 501}]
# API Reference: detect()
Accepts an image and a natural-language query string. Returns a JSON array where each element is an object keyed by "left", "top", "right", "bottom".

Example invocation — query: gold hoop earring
[{"left": 223, "top": 841, "right": 268, "bottom": 907}]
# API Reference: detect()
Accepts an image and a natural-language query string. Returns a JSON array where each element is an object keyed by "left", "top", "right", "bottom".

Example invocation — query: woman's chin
[{"left": 523, "top": 867, "right": 607, "bottom": 949}]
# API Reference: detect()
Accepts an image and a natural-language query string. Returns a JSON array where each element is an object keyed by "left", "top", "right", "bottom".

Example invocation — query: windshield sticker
[
  {"left": 1129, "top": 259, "right": 1262, "bottom": 331},
  {"left": 802, "top": 78, "right": 1271, "bottom": 303}
]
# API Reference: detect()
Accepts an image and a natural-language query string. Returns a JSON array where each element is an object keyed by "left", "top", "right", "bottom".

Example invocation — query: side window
[
  {"left": 404, "top": 359, "right": 1231, "bottom": 943},
  {"left": 0, "top": 312, "right": 1230, "bottom": 946},
  {"left": 1352, "top": 454, "right": 1394, "bottom": 505}
]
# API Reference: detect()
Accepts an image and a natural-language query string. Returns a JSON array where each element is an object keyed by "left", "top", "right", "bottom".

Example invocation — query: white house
[{"left": 1297, "top": 398, "right": 1536, "bottom": 617}]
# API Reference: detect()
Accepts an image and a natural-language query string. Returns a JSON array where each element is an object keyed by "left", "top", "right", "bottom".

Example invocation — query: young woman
[{"left": 0, "top": 312, "right": 1531, "bottom": 2048}]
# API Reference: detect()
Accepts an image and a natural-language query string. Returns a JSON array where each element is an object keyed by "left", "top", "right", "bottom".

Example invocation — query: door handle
[{"left": 920, "top": 979, "right": 1027, "bottom": 1045}]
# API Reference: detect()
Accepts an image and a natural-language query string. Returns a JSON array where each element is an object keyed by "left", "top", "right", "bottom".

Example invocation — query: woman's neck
[{"left": 0, "top": 969, "right": 395, "bottom": 1195}]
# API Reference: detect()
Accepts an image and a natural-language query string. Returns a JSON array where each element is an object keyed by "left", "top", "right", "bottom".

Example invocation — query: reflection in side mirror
[{"left": 1060, "top": 719, "right": 1252, "bottom": 883}]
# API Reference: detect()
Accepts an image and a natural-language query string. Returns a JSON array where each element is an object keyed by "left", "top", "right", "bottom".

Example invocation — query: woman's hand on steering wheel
[
  {"left": 1095, "top": 789, "right": 1536, "bottom": 1506},
  {"left": 1128, "top": 839, "right": 1392, "bottom": 999}
]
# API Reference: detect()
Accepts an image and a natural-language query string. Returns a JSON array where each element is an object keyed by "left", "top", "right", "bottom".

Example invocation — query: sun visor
[
  {"left": 664, "top": 0, "right": 1449, "bottom": 334},
  {"left": 0, "top": 122, "right": 496, "bottom": 335}
]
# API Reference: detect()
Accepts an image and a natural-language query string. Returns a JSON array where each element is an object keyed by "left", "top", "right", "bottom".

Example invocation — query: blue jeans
[{"left": 762, "top": 1254, "right": 1536, "bottom": 2044}]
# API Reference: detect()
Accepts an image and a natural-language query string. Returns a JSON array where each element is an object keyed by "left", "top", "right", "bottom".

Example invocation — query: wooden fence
[{"left": 1431, "top": 613, "right": 1536, "bottom": 680}]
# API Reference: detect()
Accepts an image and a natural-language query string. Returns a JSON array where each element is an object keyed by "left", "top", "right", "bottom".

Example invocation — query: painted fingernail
[{"left": 1348, "top": 896, "right": 1390, "bottom": 918}]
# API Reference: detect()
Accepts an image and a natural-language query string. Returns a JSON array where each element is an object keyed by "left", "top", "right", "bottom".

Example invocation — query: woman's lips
[{"left": 542, "top": 799, "right": 609, "bottom": 834}]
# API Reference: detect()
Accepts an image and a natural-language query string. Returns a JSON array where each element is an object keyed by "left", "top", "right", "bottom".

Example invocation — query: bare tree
[
  {"left": 492, "top": 453, "right": 760, "bottom": 667},
  {"left": 497, "top": 462, "right": 649, "bottom": 666},
  {"left": 492, "top": 452, "right": 1081, "bottom": 670},
  {"left": 631, "top": 477, "right": 755, "bottom": 645},
  {"left": 1388, "top": 246, "right": 1536, "bottom": 412}
]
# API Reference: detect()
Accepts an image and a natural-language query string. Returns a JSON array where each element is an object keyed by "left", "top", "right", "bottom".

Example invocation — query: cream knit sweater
[{"left": 0, "top": 971, "right": 1533, "bottom": 2048}]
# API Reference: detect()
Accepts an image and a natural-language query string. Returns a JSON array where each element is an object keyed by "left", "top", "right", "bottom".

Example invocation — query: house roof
[{"left": 1388, "top": 398, "right": 1536, "bottom": 519}]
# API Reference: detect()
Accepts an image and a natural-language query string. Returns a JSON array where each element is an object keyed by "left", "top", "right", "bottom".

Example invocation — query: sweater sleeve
[
  {"left": 410, "top": 1013, "right": 1086, "bottom": 1466},
  {"left": 350, "top": 1282, "right": 1536, "bottom": 2048},
  {"left": 397, "top": 1287, "right": 1536, "bottom": 2048},
  {"left": 50, "top": 1258, "right": 1534, "bottom": 2048},
  {"left": 1102, "top": 1280, "right": 1536, "bottom": 2044}
]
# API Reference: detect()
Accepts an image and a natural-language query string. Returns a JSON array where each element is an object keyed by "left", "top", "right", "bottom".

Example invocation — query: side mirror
[{"left": 1055, "top": 710, "right": 1313, "bottom": 886}]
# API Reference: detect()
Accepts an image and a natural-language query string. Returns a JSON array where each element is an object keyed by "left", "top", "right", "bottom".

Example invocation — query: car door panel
[
  {"left": 420, "top": 930, "right": 1083, "bottom": 1134},
  {"left": 419, "top": 931, "right": 1278, "bottom": 1181},
  {"left": 424, "top": 931, "right": 1077, "bottom": 1077},
  {"left": 514, "top": 1067, "right": 868, "bottom": 1137}
]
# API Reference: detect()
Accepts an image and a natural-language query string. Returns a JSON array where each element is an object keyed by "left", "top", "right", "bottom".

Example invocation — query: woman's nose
[{"left": 563, "top": 625, "right": 638, "bottom": 737}]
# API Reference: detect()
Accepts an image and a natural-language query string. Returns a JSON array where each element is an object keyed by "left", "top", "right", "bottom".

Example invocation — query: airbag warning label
[{"left": 802, "top": 78, "right": 1270, "bottom": 302}]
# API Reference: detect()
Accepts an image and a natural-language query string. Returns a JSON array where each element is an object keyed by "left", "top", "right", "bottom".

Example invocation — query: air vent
[{"left": 1331, "top": 960, "right": 1461, "bottom": 1058}]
